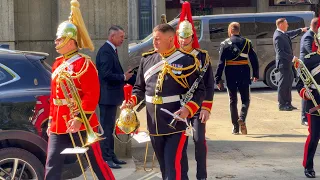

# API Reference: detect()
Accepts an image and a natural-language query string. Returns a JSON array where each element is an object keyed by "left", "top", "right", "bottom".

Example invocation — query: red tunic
[{"left": 49, "top": 54, "right": 100, "bottom": 134}]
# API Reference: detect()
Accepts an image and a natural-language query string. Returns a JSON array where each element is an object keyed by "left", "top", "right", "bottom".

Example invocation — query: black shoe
[
  {"left": 232, "top": 127, "right": 239, "bottom": 135},
  {"left": 113, "top": 158, "right": 127, "bottom": 165},
  {"left": 305, "top": 168, "right": 316, "bottom": 178},
  {"left": 107, "top": 160, "right": 121, "bottom": 169},
  {"left": 288, "top": 104, "right": 298, "bottom": 110},
  {"left": 279, "top": 105, "right": 293, "bottom": 111},
  {"left": 301, "top": 121, "right": 308, "bottom": 126}
]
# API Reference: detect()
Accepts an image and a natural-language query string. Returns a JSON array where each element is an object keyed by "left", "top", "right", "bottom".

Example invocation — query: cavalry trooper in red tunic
[
  {"left": 121, "top": 23, "right": 205, "bottom": 180},
  {"left": 45, "top": 1, "right": 114, "bottom": 179},
  {"left": 174, "top": 2, "right": 214, "bottom": 180}
]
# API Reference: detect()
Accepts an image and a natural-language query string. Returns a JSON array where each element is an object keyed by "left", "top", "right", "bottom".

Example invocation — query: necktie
[{"left": 115, "top": 49, "right": 118, "bottom": 54}]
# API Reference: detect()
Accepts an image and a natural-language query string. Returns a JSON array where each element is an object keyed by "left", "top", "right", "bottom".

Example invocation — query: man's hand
[
  {"left": 304, "top": 89, "right": 313, "bottom": 100},
  {"left": 301, "top": 27, "right": 308, "bottom": 33},
  {"left": 217, "top": 80, "right": 225, "bottom": 91},
  {"left": 66, "top": 119, "right": 82, "bottom": 133},
  {"left": 46, "top": 127, "right": 51, "bottom": 136},
  {"left": 124, "top": 69, "right": 134, "bottom": 81},
  {"left": 120, "top": 100, "right": 134, "bottom": 110},
  {"left": 200, "top": 109, "right": 210, "bottom": 123},
  {"left": 174, "top": 107, "right": 190, "bottom": 119}
]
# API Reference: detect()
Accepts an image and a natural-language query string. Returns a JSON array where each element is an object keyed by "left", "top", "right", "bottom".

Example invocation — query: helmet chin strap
[{"left": 55, "top": 36, "right": 71, "bottom": 50}]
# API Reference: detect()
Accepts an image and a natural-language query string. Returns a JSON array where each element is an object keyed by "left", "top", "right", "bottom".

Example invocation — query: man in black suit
[
  {"left": 273, "top": 18, "right": 308, "bottom": 111},
  {"left": 96, "top": 25, "right": 134, "bottom": 169},
  {"left": 300, "top": 18, "right": 318, "bottom": 126}
]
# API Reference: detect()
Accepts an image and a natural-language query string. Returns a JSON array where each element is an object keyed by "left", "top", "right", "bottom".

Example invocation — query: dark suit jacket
[
  {"left": 300, "top": 29, "right": 314, "bottom": 61},
  {"left": 273, "top": 29, "right": 302, "bottom": 69},
  {"left": 96, "top": 42, "right": 125, "bottom": 105}
]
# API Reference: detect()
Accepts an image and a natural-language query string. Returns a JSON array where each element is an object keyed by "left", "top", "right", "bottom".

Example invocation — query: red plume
[
  {"left": 123, "top": 84, "right": 133, "bottom": 103},
  {"left": 174, "top": 1, "right": 200, "bottom": 49},
  {"left": 312, "top": 12, "right": 320, "bottom": 52}
]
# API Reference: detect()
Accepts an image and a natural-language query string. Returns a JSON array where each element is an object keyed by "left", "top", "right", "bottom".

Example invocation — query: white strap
[
  {"left": 190, "top": 49, "right": 199, "bottom": 56},
  {"left": 51, "top": 54, "right": 82, "bottom": 80},
  {"left": 144, "top": 51, "right": 185, "bottom": 82},
  {"left": 145, "top": 95, "right": 181, "bottom": 104},
  {"left": 240, "top": 53, "right": 248, "bottom": 58},
  {"left": 311, "top": 64, "right": 320, "bottom": 77}
]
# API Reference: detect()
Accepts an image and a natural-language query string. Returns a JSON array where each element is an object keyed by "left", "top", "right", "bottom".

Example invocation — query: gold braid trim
[
  {"left": 156, "top": 54, "right": 198, "bottom": 92},
  {"left": 142, "top": 49, "right": 156, "bottom": 57},
  {"left": 196, "top": 48, "right": 211, "bottom": 71}
]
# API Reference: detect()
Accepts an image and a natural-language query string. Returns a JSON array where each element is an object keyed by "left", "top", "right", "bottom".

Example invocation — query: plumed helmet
[
  {"left": 56, "top": 21, "right": 77, "bottom": 41},
  {"left": 177, "top": 19, "right": 194, "bottom": 38}
]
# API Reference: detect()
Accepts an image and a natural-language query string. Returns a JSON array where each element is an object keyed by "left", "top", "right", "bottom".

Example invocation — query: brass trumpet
[
  {"left": 58, "top": 68, "right": 105, "bottom": 180},
  {"left": 293, "top": 57, "right": 320, "bottom": 114}
]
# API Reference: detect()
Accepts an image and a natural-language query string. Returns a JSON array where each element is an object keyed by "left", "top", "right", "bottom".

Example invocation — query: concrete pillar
[
  {"left": 128, "top": 0, "right": 139, "bottom": 42},
  {"left": 153, "top": 0, "right": 166, "bottom": 25},
  {"left": 0, "top": 0, "right": 15, "bottom": 49},
  {"left": 257, "top": 0, "right": 269, "bottom": 13}
]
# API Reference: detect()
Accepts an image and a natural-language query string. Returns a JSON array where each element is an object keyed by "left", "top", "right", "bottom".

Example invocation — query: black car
[{"left": 0, "top": 48, "right": 84, "bottom": 180}]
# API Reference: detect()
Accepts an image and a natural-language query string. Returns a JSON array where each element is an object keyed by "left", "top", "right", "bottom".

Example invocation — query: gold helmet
[
  {"left": 177, "top": 19, "right": 194, "bottom": 38},
  {"left": 55, "top": 0, "right": 94, "bottom": 51}
]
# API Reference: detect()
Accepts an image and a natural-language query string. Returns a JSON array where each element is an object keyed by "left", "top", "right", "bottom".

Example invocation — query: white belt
[
  {"left": 53, "top": 98, "right": 72, "bottom": 106},
  {"left": 145, "top": 95, "right": 181, "bottom": 104}
]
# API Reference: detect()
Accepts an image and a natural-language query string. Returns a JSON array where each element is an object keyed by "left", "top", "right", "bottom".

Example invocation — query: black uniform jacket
[
  {"left": 193, "top": 48, "right": 214, "bottom": 112},
  {"left": 131, "top": 49, "right": 205, "bottom": 136},
  {"left": 296, "top": 52, "right": 320, "bottom": 115},
  {"left": 215, "top": 35, "right": 259, "bottom": 87}
]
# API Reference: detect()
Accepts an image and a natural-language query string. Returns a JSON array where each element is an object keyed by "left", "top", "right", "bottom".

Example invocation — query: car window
[
  {"left": 40, "top": 60, "right": 52, "bottom": 73},
  {"left": 256, "top": 16, "right": 305, "bottom": 39},
  {"left": 209, "top": 17, "right": 255, "bottom": 41},
  {"left": 0, "top": 63, "right": 21, "bottom": 87},
  {"left": 140, "top": 20, "right": 202, "bottom": 42}
]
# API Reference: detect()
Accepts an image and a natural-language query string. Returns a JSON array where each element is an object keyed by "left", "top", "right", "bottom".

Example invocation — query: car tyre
[
  {"left": 0, "top": 147, "right": 44, "bottom": 180},
  {"left": 265, "top": 64, "right": 279, "bottom": 90}
]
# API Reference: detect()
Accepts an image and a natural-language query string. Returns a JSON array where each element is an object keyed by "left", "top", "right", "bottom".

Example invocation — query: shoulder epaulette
[
  {"left": 196, "top": 48, "right": 208, "bottom": 54},
  {"left": 142, "top": 49, "right": 156, "bottom": 57},
  {"left": 305, "top": 52, "right": 317, "bottom": 59},
  {"left": 221, "top": 38, "right": 231, "bottom": 46},
  {"left": 245, "top": 38, "right": 251, "bottom": 43}
]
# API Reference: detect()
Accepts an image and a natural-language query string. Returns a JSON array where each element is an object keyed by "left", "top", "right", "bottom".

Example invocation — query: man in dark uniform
[
  {"left": 174, "top": 2, "right": 214, "bottom": 180},
  {"left": 45, "top": 1, "right": 115, "bottom": 179},
  {"left": 121, "top": 23, "right": 205, "bottom": 180},
  {"left": 295, "top": 29, "right": 320, "bottom": 178},
  {"left": 215, "top": 22, "right": 259, "bottom": 135},
  {"left": 273, "top": 18, "right": 307, "bottom": 111},
  {"left": 300, "top": 18, "right": 318, "bottom": 126}
]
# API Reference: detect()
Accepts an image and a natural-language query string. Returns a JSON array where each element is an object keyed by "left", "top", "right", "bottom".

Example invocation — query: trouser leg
[
  {"left": 192, "top": 115, "right": 207, "bottom": 179},
  {"left": 238, "top": 84, "right": 250, "bottom": 123},
  {"left": 278, "top": 67, "right": 293, "bottom": 106},
  {"left": 99, "top": 104, "right": 117, "bottom": 161},
  {"left": 303, "top": 114, "right": 320, "bottom": 170},
  {"left": 150, "top": 136, "right": 166, "bottom": 179},
  {"left": 45, "top": 134, "right": 68, "bottom": 180},
  {"left": 164, "top": 133, "right": 188, "bottom": 180},
  {"left": 227, "top": 85, "right": 239, "bottom": 130}
]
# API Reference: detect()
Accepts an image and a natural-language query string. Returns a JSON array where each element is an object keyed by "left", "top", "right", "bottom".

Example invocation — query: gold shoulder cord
[{"left": 155, "top": 54, "right": 198, "bottom": 93}]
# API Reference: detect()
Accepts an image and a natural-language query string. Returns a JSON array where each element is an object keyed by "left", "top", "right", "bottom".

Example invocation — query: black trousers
[
  {"left": 301, "top": 99, "right": 307, "bottom": 122},
  {"left": 303, "top": 114, "right": 320, "bottom": 170},
  {"left": 181, "top": 114, "right": 207, "bottom": 179},
  {"left": 150, "top": 132, "right": 188, "bottom": 180},
  {"left": 45, "top": 132, "right": 110, "bottom": 180},
  {"left": 278, "top": 67, "right": 294, "bottom": 106},
  {"left": 99, "top": 104, "right": 118, "bottom": 161},
  {"left": 227, "top": 83, "right": 250, "bottom": 131}
]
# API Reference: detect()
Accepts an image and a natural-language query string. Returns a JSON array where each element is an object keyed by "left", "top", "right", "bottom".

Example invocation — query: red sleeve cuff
[
  {"left": 300, "top": 88, "right": 310, "bottom": 100},
  {"left": 184, "top": 101, "right": 200, "bottom": 118},
  {"left": 201, "top": 101, "right": 213, "bottom": 112},
  {"left": 130, "top": 95, "right": 138, "bottom": 106}
]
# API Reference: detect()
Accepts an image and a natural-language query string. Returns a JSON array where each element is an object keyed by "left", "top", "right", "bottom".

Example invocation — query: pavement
[{"left": 74, "top": 87, "right": 317, "bottom": 180}]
